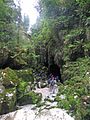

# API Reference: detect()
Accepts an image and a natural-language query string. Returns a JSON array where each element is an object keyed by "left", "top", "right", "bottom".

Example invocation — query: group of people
[{"left": 47, "top": 74, "right": 59, "bottom": 94}]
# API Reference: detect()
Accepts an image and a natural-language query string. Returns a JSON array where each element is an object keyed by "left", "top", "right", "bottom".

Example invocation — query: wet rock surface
[
  {"left": 0, "top": 105, "right": 74, "bottom": 120},
  {"left": 0, "top": 86, "right": 74, "bottom": 120}
]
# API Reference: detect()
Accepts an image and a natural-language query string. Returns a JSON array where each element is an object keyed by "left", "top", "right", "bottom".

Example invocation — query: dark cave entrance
[{"left": 49, "top": 63, "right": 63, "bottom": 84}]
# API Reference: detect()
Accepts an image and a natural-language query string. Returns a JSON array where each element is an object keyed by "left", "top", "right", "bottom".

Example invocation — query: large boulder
[
  {"left": 0, "top": 107, "right": 74, "bottom": 120},
  {"left": 0, "top": 67, "right": 43, "bottom": 114},
  {"left": 0, "top": 88, "right": 16, "bottom": 115},
  {"left": 0, "top": 68, "right": 18, "bottom": 115},
  {"left": 0, "top": 84, "right": 16, "bottom": 115},
  {"left": 0, "top": 67, "right": 19, "bottom": 88},
  {"left": 8, "top": 56, "right": 27, "bottom": 69},
  {"left": 17, "top": 91, "right": 42, "bottom": 106},
  {"left": 16, "top": 69, "right": 42, "bottom": 106},
  {"left": 0, "top": 84, "right": 5, "bottom": 114},
  {"left": 1, "top": 47, "right": 27, "bottom": 69}
]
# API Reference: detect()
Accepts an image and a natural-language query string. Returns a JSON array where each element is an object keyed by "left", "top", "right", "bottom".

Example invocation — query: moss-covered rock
[
  {"left": 5, "top": 88, "right": 16, "bottom": 112},
  {"left": 16, "top": 80, "right": 28, "bottom": 100},
  {"left": 0, "top": 84, "right": 5, "bottom": 114},
  {"left": 0, "top": 87, "right": 16, "bottom": 115},
  {"left": 16, "top": 69, "right": 42, "bottom": 105},
  {"left": 16, "top": 69, "right": 34, "bottom": 83},
  {"left": 16, "top": 78, "right": 42, "bottom": 105},
  {"left": 0, "top": 67, "right": 19, "bottom": 88},
  {"left": 0, "top": 68, "right": 18, "bottom": 115},
  {"left": 17, "top": 91, "right": 42, "bottom": 106},
  {"left": 9, "top": 56, "right": 27, "bottom": 69}
]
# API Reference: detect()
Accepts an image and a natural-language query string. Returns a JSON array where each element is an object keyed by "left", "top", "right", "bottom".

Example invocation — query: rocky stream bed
[{"left": 0, "top": 86, "right": 74, "bottom": 120}]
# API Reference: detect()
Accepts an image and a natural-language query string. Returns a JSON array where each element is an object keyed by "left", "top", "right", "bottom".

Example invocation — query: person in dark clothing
[{"left": 48, "top": 74, "right": 56, "bottom": 94}]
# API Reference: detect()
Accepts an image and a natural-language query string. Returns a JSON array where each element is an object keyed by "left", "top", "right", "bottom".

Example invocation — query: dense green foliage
[
  {"left": 56, "top": 58, "right": 90, "bottom": 119},
  {"left": 0, "top": 0, "right": 18, "bottom": 45},
  {"left": 0, "top": 68, "right": 42, "bottom": 114},
  {"left": 31, "top": 0, "right": 90, "bottom": 119},
  {"left": 0, "top": 0, "right": 90, "bottom": 119}
]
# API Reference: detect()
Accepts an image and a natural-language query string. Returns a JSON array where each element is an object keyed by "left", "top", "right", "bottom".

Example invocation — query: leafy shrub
[
  {"left": 16, "top": 69, "right": 34, "bottom": 83},
  {"left": 56, "top": 58, "right": 90, "bottom": 119},
  {"left": 17, "top": 91, "right": 42, "bottom": 105}
]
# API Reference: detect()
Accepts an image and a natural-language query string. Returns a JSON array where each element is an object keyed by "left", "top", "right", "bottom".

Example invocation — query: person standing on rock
[{"left": 49, "top": 74, "right": 56, "bottom": 94}]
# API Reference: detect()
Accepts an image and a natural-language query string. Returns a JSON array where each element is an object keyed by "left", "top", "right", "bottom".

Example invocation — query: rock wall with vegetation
[
  {"left": 0, "top": 0, "right": 90, "bottom": 119},
  {"left": 31, "top": 0, "right": 90, "bottom": 119},
  {"left": 0, "top": 68, "right": 42, "bottom": 115}
]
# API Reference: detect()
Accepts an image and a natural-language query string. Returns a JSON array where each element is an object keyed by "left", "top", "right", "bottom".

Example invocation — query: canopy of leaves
[{"left": 0, "top": 0, "right": 22, "bottom": 48}]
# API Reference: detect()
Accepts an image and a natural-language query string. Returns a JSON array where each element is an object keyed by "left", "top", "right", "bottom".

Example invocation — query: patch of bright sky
[{"left": 14, "top": 0, "right": 39, "bottom": 27}]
